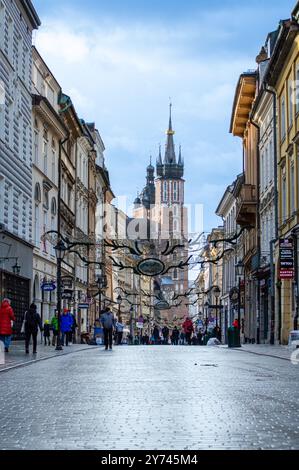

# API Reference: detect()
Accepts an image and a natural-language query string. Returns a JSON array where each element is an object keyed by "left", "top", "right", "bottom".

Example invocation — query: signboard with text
[{"left": 279, "top": 238, "right": 294, "bottom": 280}]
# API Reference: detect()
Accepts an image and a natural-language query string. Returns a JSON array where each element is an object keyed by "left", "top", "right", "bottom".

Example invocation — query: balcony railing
[{"left": 236, "top": 184, "right": 257, "bottom": 227}]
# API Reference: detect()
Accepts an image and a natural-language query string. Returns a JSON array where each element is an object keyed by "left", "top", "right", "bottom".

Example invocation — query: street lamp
[
  {"left": 235, "top": 260, "right": 244, "bottom": 348},
  {"left": 117, "top": 294, "right": 122, "bottom": 321},
  {"left": 204, "top": 301, "right": 209, "bottom": 332},
  {"left": 214, "top": 286, "right": 221, "bottom": 340},
  {"left": 54, "top": 240, "right": 67, "bottom": 351},
  {"left": 12, "top": 261, "right": 21, "bottom": 275}
]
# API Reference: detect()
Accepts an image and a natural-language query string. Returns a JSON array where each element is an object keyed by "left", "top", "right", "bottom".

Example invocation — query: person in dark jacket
[
  {"left": 152, "top": 325, "right": 160, "bottom": 345},
  {"left": 24, "top": 303, "right": 42, "bottom": 354},
  {"left": 162, "top": 325, "right": 170, "bottom": 345},
  {"left": 100, "top": 307, "right": 115, "bottom": 350},
  {"left": 172, "top": 326, "right": 180, "bottom": 345},
  {"left": 43, "top": 320, "right": 51, "bottom": 346},
  {"left": 70, "top": 313, "right": 78, "bottom": 344},
  {"left": 0, "top": 298, "right": 16, "bottom": 353}
]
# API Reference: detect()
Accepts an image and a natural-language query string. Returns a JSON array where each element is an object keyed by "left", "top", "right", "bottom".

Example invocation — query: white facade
[{"left": 0, "top": 0, "right": 39, "bottom": 247}]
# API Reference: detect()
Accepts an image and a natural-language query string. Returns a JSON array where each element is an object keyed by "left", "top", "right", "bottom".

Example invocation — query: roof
[
  {"left": 230, "top": 72, "right": 257, "bottom": 137},
  {"left": 264, "top": 20, "right": 299, "bottom": 87},
  {"left": 20, "top": 0, "right": 41, "bottom": 29}
]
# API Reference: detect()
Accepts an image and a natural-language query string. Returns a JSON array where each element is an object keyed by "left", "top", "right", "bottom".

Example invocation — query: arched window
[
  {"left": 51, "top": 197, "right": 57, "bottom": 216},
  {"left": 34, "top": 183, "right": 41, "bottom": 203}
]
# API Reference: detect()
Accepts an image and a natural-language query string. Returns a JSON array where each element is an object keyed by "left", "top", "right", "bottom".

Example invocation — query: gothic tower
[{"left": 154, "top": 104, "right": 189, "bottom": 320}]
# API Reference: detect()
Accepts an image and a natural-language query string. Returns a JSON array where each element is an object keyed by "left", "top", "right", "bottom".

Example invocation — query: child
[{"left": 43, "top": 320, "right": 51, "bottom": 346}]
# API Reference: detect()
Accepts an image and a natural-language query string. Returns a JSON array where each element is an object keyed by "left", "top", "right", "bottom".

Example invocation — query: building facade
[
  {"left": 31, "top": 46, "right": 67, "bottom": 323},
  {"left": 0, "top": 0, "right": 40, "bottom": 334}
]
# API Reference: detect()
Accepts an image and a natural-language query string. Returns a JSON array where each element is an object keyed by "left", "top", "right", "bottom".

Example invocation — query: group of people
[
  {"left": 0, "top": 299, "right": 78, "bottom": 354},
  {"left": 150, "top": 317, "right": 195, "bottom": 345}
]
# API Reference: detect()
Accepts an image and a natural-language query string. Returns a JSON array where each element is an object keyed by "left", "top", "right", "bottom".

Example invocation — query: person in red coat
[
  {"left": 182, "top": 317, "right": 194, "bottom": 345},
  {"left": 0, "top": 298, "right": 15, "bottom": 352}
]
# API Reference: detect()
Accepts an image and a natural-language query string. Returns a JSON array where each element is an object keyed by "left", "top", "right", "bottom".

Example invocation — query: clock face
[{"left": 137, "top": 258, "right": 165, "bottom": 277}]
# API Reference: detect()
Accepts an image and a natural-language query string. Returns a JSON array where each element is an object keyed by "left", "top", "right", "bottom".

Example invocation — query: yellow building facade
[{"left": 266, "top": 18, "right": 299, "bottom": 344}]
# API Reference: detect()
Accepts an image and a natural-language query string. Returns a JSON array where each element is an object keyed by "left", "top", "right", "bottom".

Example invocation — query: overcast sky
[{"left": 33, "top": 0, "right": 295, "bottom": 233}]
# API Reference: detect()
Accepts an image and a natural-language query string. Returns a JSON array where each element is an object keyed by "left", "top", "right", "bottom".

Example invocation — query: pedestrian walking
[
  {"left": 179, "top": 331, "right": 185, "bottom": 345},
  {"left": 172, "top": 326, "right": 180, "bottom": 345},
  {"left": 182, "top": 317, "right": 194, "bottom": 345},
  {"left": 43, "top": 320, "right": 51, "bottom": 346},
  {"left": 70, "top": 313, "right": 78, "bottom": 344},
  {"left": 51, "top": 311, "right": 59, "bottom": 346},
  {"left": 115, "top": 317, "right": 124, "bottom": 345},
  {"left": 0, "top": 298, "right": 15, "bottom": 353},
  {"left": 24, "top": 303, "right": 42, "bottom": 354},
  {"left": 152, "top": 325, "right": 160, "bottom": 345},
  {"left": 162, "top": 325, "right": 170, "bottom": 345},
  {"left": 100, "top": 307, "right": 115, "bottom": 350},
  {"left": 60, "top": 309, "right": 73, "bottom": 346}
]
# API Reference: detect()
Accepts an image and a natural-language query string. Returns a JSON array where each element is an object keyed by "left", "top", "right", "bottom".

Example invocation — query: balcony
[{"left": 236, "top": 184, "right": 257, "bottom": 227}]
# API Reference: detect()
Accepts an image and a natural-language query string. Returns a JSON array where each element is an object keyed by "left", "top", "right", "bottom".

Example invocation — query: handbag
[{"left": 21, "top": 312, "right": 27, "bottom": 334}]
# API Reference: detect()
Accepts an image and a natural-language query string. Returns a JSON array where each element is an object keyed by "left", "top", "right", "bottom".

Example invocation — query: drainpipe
[
  {"left": 250, "top": 118, "right": 261, "bottom": 344},
  {"left": 264, "top": 85, "right": 280, "bottom": 344}
]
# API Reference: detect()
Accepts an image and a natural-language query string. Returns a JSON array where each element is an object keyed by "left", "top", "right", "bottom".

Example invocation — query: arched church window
[{"left": 34, "top": 183, "right": 41, "bottom": 203}]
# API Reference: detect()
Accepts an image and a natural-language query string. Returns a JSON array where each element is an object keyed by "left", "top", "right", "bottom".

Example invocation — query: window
[
  {"left": 51, "top": 197, "right": 57, "bottom": 216},
  {"left": 32, "top": 128, "right": 38, "bottom": 164},
  {"left": 43, "top": 190, "right": 49, "bottom": 210},
  {"left": 173, "top": 181, "right": 178, "bottom": 202},
  {"left": 290, "top": 163, "right": 295, "bottom": 215},
  {"left": 0, "top": 175, "right": 4, "bottom": 224},
  {"left": 173, "top": 268, "right": 178, "bottom": 280},
  {"left": 43, "top": 130, "right": 48, "bottom": 175},
  {"left": 34, "top": 204, "right": 40, "bottom": 247},
  {"left": 34, "top": 183, "right": 41, "bottom": 203},
  {"left": 7, "top": 183, "right": 13, "bottom": 232},
  {"left": 282, "top": 172, "right": 287, "bottom": 222},
  {"left": 43, "top": 211, "right": 48, "bottom": 251},
  {"left": 296, "top": 66, "right": 299, "bottom": 114},
  {"left": 163, "top": 181, "right": 168, "bottom": 202},
  {"left": 281, "top": 96, "right": 286, "bottom": 140},
  {"left": 288, "top": 79, "right": 294, "bottom": 128},
  {"left": 51, "top": 147, "right": 56, "bottom": 183}
]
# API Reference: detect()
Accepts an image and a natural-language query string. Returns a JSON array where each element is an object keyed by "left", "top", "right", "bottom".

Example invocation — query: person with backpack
[
  {"left": 0, "top": 298, "right": 16, "bottom": 353},
  {"left": 100, "top": 307, "right": 115, "bottom": 350},
  {"left": 24, "top": 303, "right": 42, "bottom": 354}
]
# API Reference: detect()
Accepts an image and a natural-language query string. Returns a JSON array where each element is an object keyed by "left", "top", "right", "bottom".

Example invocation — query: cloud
[{"left": 34, "top": 5, "right": 262, "bottom": 232}]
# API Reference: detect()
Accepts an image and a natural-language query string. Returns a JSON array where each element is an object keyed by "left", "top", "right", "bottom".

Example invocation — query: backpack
[{"left": 25, "top": 310, "right": 38, "bottom": 330}]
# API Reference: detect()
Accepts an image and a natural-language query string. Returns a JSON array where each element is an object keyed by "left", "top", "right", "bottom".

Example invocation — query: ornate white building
[{"left": 0, "top": 0, "right": 40, "bottom": 333}]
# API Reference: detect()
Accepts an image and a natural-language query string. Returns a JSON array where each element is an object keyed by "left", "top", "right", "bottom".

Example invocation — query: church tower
[{"left": 154, "top": 104, "right": 189, "bottom": 320}]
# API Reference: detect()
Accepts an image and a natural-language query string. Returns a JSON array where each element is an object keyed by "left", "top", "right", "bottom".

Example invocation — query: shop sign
[
  {"left": 279, "top": 238, "right": 294, "bottom": 280},
  {"left": 41, "top": 281, "right": 56, "bottom": 292}
]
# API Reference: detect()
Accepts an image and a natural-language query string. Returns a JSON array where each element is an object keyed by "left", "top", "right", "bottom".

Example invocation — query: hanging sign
[
  {"left": 279, "top": 238, "right": 294, "bottom": 280},
  {"left": 41, "top": 281, "right": 56, "bottom": 292}
]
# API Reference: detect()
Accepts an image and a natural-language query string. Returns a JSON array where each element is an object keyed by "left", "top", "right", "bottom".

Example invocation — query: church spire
[
  {"left": 164, "top": 102, "right": 176, "bottom": 164},
  {"left": 157, "top": 144, "right": 162, "bottom": 166}
]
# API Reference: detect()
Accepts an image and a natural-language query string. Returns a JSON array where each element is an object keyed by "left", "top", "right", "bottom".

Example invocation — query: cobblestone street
[{"left": 0, "top": 345, "right": 298, "bottom": 450}]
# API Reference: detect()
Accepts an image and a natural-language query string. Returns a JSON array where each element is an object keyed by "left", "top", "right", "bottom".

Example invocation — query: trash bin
[{"left": 228, "top": 327, "right": 241, "bottom": 348}]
